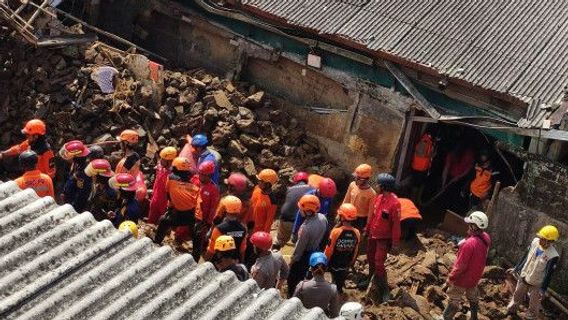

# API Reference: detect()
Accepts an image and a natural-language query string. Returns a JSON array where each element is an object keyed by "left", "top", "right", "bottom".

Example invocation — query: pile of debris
[
  {"left": 0, "top": 34, "right": 347, "bottom": 192},
  {"left": 346, "top": 230, "right": 560, "bottom": 320}
]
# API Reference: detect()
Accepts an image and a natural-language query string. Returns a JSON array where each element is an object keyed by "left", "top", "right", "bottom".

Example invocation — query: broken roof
[
  {"left": 0, "top": 181, "right": 328, "bottom": 320},
  {"left": 238, "top": 0, "right": 568, "bottom": 127}
]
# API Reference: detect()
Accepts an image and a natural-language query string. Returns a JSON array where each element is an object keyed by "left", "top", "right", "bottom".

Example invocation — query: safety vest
[
  {"left": 399, "top": 198, "right": 422, "bottom": 221},
  {"left": 411, "top": 134, "right": 434, "bottom": 172},
  {"left": 470, "top": 165, "right": 492, "bottom": 198}
]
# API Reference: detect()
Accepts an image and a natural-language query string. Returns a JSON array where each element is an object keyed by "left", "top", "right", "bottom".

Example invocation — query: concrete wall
[{"left": 489, "top": 187, "right": 567, "bottom": 294}]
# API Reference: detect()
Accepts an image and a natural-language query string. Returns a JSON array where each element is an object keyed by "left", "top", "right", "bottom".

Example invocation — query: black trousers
[
  {"left": 330, "top": 268, "right": 348, "bottom": 293},
  {"left": 154, "top": 208, "right": 195, "bottom": 244},
  {"left": 191, "top": 221, "right": 210, "bottom": 262},
  {"left": 287, "top": 252, "right": 311, "bottom": 298}
]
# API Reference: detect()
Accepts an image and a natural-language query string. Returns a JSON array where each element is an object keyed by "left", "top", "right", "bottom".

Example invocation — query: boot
[
  {"left": 441, "top": 303, "right": 459, "bottom": 320},
  {"left": 376, "top": 276, "right": 390, "bottom": 303},
  {"left": 357, "top": 275, "right": 372, "bottom": 290},
  {"left": 469, "top": 303, "right": 478, "bottom": 320}
]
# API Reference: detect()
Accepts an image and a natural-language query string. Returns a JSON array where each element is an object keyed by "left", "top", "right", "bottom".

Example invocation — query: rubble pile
[
  {"left": 347, "top": 230, "right": 557, "bottom": 320},
  {"left": 0, "top": 34, "right": 347, "bottom": 191}
]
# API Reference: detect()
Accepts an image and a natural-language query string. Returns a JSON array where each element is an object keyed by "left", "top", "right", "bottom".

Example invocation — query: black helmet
[
  {"left": 88, "top": 145, "right": 105, "bottom": 160},
  {"left": 19, "top": 150, "right": 38, "bottom": 170},
  {"left": 376, "top": 173, "right": 395, "bottom": 191}
]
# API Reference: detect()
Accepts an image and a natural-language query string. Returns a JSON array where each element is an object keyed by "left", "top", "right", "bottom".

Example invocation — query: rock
[
  {"left": 165, "top": 86, "right": 179, "bottom": 96},
  {"left": 243, "top": 157, "right": 257, "bottom": 176},
  {"left": 425, "top": 285, "right": 446, "bottom": 305},
  {"left": 244, "top": 91, "right": 264, "bottom": 108},
  {"left": 239, "top": 134, "right": 262, "bottom": 151},
  {"left": 482, "top": 266, "right": 506, "bottom": 281},
  {"left": 213, "top": 90, "right": 233, "bottom": 110},
  {"left": 228, "top": 139, "right": 248, "bottom": 156}
]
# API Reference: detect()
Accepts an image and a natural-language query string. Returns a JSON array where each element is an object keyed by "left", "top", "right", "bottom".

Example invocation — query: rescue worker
[
  {"left": 410, "top": 132, "right": 434, "bottom": 203},
  {"left": 15, "top": 150, "right": 54, "bottom": 198},
  {"left": 60, "top": 140, "right": 92, "bottom": 213},
  {"left": 118, "top": 220, "right": 139, "bottom": 238},
  {"left": 213, "top": 172, "right": 251, "bottom": 225},
  {"left": 84, "top": 159, "right": 117, "bottom": 221},
  {"left": 287, "top": 194, "right": 328, "bottom": 298},
  {"left": 291, "top": 177, "right": 337, "bottom": 241},
  {"left": 293, "top": 252, "right": 340, "bottom": 318},
  {"left": 192, "top": 160, "right": 220, "bottom": 262},
  {"left": 205, "top": 195, "right": 247, "bottom": 262},
  {"left": 153, "top": 157, "right": 199, "bottom": 245},
  {"left": 88, "top": 145, "right": 105, "bottom": 161},
  {"left": 343, "top": 164, "right": 376, "bottom": 232},
  {"left": 339, "top": 302, "right": 364, "bottom": 320},
  {"left": 324, "top": 203, "right": 361, "bottom": 294},
  {"left": 364, "top": 173, "right": 400, "bottom": 302},
  {"left": 0, "top": 119, "right": 55, "bottom": 178},
  {"left": 438, "top": 211, "right": 491, "bottom": 320},
  {"left": 190, "top": 133, "right": 220, "bottom": 184},
  {"left": 247, "top": 168, "right": 278, "bottom": 234},
  {"left": 275, "top": 171, "right": 314, "bottom": 249},
  {"left": 469, "top": 150, "right": 497, "bottom": 210},
  {"left": 115, "top": 129, "right": 141, "bottom": 176},
  {"left": 212, "top": 235, "right": 249, "bottom": 281},
  {"left": 506, "top": 225, "right": 560, "bottom": 319},
  {"left": 399, "top": 198, "right": 422, "bottom": 241},
  {"left": 250, "top": 231, "right": 289, "bottom": 289},
  {"left": 108, "top": 173, "right": 142, "bottom": 227},
  {"left": 147, "top": 147, "right": 177, "bottom": 225}
]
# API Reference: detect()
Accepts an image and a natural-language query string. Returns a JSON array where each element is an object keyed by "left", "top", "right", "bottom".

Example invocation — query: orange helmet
[
  {"left": 172, "top": 157, "right": 192, "bottom": 171},
  {"left": 257, "top": 169, "right": 278, "bottom": 185},
  {"left": 109, "top": 173, "right": 137, "bottom": 191},
  {"left": 159, "top": 147, "right": 177, "bottom": 161},
  {"left": 222, "top": 195, "right": 242, "bottom": 215},
  {"left": 22, "top": 119, "right": 46, "bottom": 136},
  {"left": 85, "top": 159, "right": 114, "bottom": 178},
  {"left": 354, "top": 164, "right": 372, "bottom": 179},
  {"left": 298, "top": 194, "right": 320, "bottom": 213},
  {"left": 117, "top": 129, "right": 139, "bottom": 144},
  {"left": 337, "top": 203, "right": 357, "bottom": 221}
]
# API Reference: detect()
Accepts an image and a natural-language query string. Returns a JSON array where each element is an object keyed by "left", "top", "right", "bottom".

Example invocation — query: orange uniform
[
  {"left": 247, "top": 186, "right": 277, "bottom": 233},
  {"left": 399, "top": 198, "right": 422, "bottom": 221},
  {"left": 411, "top": 133, "right": 434, "bottom": 172},
  {"left": 5, "top": 141, "right": 55, "bottom": 178},
  {"left": 214, "top": 194, "right": 250, "bottom": 225},
  {"left": 325, "top": 225, "right": 361, "bottom": 267},
  {"left": 166, "top": 175, "right": 199, "bottom": 211},
  {"left": 343, "top": 182, "right": 376, "bottom": 218},
  {"left": 470, "top": 165, "right": 493, "bottom": 198},
  {"left": 15, "top": 169, "right": 54, "bottom": 198}
]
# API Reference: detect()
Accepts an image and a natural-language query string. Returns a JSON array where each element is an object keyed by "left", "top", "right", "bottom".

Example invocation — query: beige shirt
[
  {"left": 343, "top": 182, "right": 376, "bottom": 217},
  {"left": 521, "top": 238, "right": 559, "bottom": 286}
]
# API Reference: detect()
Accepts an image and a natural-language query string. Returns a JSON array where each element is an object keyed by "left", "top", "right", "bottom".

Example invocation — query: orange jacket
[
  {"left": 470, "top": 165, "right": 493, "bottom": 198},
  {"left": 343, "top": 182, "right": 376, "bottom": 218},
  {"left": 324, "top": 225, "right": 360, "bottom": 267},
  {"left": 411, "top": 133, "right": 434, "bottom": 172},
  {"left": 399, "top": 198, "right": 422, "bottom": 221},
  {"left": 166, "top": 174, "right": 199, "bottom": 211},
  {"left": 247, "top": 186, "right": 277, "bottom": 233},
  {"left": 5, "top": 141, "right": 55, "bottom": 178},
  {"left": 214, "top": 194, "right": 250, "bottom": 225},
  {"left": 205, "top": 219, "right": 247, "bottom": 261},
  {"left": 15, "top": 169, "right": 54, "bottom": 198}
]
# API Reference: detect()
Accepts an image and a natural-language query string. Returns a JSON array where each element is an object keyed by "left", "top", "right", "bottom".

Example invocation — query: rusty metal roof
[
  {"left": 240, "top": 0, "right": 568, "bottom": 128},
  {"left": 0, "top": 181, "right": 328, "bottom": 320}
]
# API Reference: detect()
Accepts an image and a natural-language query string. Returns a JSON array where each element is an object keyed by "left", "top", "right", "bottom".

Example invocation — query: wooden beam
[
  {"left": 411, "top": 116, "right": 438, "bottom": 123},
  {"left": 396, "top": 108, "right": 415, "bottom": 184},
  {"left": 384, "top": 61, "right": 441, "bottom": 119}
]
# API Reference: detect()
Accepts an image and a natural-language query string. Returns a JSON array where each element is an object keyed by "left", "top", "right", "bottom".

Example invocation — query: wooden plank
[
  {"left": 395, "top": 108, "right": 415, "bottom": 184},
  {"left": 411, "top": 116, "right": 438, "bottom": 123},
  {"left": 439, "top": 210, "right": 468, "bottom": 236},
  {"left": 384, "top": 61, "right": 441, "bottom": 119}
]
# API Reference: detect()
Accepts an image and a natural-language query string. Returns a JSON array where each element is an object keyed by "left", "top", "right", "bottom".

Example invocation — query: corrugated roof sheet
[
  {"left": 0, "top": 181, "right": 329, "bottom": 320},
  {"left": 240, "top": 0, "right": 568, "bottom": 128}
]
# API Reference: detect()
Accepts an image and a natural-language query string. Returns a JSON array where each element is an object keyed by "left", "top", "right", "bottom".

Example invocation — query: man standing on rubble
[
  {"left": 213, "top": 172, "right": 251, "bottom": 225},
  {"left": 343, "top": 164, "right": 376, "bottom": 232},
  {"left": 0, "top": 119, "right": 55, "bottom": 178},
  {"left": 506, "top": 225, "right": 560, "bottom": 320},
  {"left": 274, "top": 171, "right": 314, "bottom": 249},
  {"left": 192, "top": 160, "right": 220, "bottom": 262},
  {"left": 148, "top": 147, "right": 177, "bottom": 225},
  {"left": 205, "top": 196, "right": 247, "bottom": 262},
  {"left": 84, "top": 159, "right": 117, "bottom": 221},
  {"left": 60, "top": 140, "right": 92, "bottom": 213},
  {"left": 364, "top": 173, "right": 400, "bottom": 302},
  {"left": 15, "top": 150, "right": 54, "bottom": 198},
  {"left": 115, "top": 129, "right": 141, "bottom": 176},
  {"left": 438, "top": 211, "right": 491, "bottom": 320},
  {"left": 250, "top": 231, "right": 289, "bottom": 289},
  {"left": 190, "top": 134, "right": 220, "bottom": 184},
  {"left": 287, "top": 194, "right": 328, "bottom": 298}
]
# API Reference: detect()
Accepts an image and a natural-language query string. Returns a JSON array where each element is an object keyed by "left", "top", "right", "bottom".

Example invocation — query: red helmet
[
  {"left": 62, "top": 140, "right": 90, "bottom": 158},
  {"left": 85, "top": 159, "right": 114, "bottom": 177},
  {"left": 22, "top": 119, "right": 46, "bottom": 135},
  {"left": 292, "top": 171, "right": 309, "bottom": 184},
  {"left": 109, "top": 173, "right": 137, "bottom": 191},
  {"left": 318, "top": 178, "right": 337, "bottom": 198},
  {"left": 250, "top": 231, "right": 273, "bottom": 251},
  {"left": 225, "top": 172, "right": 249, "bottom": 193},
  {"left": 198, "top": 160, "right": 215, "bottom": 175}
]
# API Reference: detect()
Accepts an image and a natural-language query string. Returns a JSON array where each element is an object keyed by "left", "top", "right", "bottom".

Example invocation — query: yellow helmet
[
  {"left": 214, "top": 235, "right": 236, "bottom": 252},
  {"left": 159, "top": 147, "right": 178, "bottom": 161},
  {"left": 119, "top": 220, "right": 138, "bottom": 238},
  {"left": 537, "top": 225, "right": 559, "bottom": 241}
]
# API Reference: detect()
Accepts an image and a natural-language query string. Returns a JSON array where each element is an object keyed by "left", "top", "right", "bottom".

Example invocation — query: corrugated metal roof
[
  {"left": 0, "top": 181, "right": 329, "bottom": 320},
  {"left": 240, "top": 0, "right": 568, "bottom": 128}
]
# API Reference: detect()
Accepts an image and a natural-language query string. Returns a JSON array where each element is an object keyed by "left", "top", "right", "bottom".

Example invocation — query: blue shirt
[{"left": 197, "top": 150, "right": 220, "bottom": 184}]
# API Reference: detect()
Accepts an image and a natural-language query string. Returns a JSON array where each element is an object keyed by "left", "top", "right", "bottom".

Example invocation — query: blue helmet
[
  {"left": 191, "top": 134, "right": 208, "bottom": 147},
  {"left": 376, "top": 173, "right": 395, "bottom": 192},
  {"left": 309, "top": 252, "right": 328, "bottom": 268}
]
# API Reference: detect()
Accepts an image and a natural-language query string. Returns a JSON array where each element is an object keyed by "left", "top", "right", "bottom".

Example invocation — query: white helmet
[
  {"left": 339, "top": 302, "right": 363, "bottom": 320},
  {"left": 464, "top": 211, "right": 488, "bottom": 229}
]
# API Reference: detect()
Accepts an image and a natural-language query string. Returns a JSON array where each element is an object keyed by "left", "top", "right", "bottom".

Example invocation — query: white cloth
[{"left": 91, "top": 66, "right": 119, "bottom": 94}]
